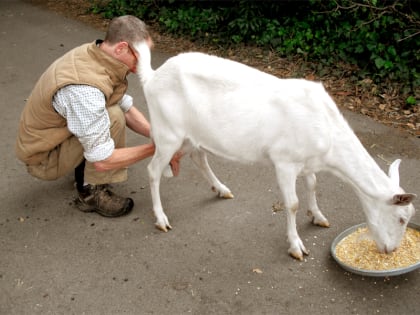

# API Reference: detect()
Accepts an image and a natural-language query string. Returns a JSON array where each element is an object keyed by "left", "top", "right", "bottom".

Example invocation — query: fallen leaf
[
  {"left": 272, "top": 201, "right": 284, "bottom": 212},
  {"left": 336, "top": 91, "right": 352, "bottom": 96}
]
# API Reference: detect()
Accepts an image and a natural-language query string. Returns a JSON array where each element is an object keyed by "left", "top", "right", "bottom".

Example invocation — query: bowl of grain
[{"left": 331, "top": 222, "right": 420, "bottom": 277}]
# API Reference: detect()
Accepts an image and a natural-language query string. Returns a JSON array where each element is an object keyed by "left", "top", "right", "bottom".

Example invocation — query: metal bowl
[{"left": 331, "top": 222, "right": 420, "bottom": 277}]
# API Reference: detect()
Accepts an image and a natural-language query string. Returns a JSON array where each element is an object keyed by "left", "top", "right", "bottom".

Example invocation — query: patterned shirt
[{"left": 52, "top": 84, "right": 133, "bottom": 162}]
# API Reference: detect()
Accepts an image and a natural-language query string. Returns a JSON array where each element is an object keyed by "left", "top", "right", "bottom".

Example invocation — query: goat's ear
[
  {"left": 388, "top": 159, "right": 401, "bottom": 186},
  {"left": 390, "top": 193, "right": 416, "bottom": 206}
]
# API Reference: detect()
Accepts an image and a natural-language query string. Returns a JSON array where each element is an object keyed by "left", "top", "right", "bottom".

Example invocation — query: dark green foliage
[{"left": 91, "top": 0, "right": 419, "bottom": 105}]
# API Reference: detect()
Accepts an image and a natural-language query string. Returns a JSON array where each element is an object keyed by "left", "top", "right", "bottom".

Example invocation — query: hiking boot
[{"left": 75, "top": 184, "right": 134, "bottom": 217}]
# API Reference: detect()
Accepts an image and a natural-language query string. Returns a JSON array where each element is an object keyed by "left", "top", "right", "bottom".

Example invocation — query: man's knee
[
  {"left": 107, "top": 105, "right": 126, "bottom": 147},
  {"left": 27, "top": 161, "right": 60, "bottom": 181},
  {"left": 27, "top": 138, "right": 84, "bottom": 181}
]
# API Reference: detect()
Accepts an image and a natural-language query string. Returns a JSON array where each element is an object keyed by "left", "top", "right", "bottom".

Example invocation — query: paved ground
[{"left": 1, "top": 1, "right": 419, "bottom": 314}]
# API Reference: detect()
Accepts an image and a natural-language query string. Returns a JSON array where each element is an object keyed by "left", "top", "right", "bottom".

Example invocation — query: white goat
[{"left": 134, "top": 41, "right": 416, "bottom": 260}]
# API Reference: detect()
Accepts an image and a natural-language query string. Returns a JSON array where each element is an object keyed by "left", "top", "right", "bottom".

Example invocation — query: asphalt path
[{"left": 1, "top": 1, "right": 419, "bottom": 314}]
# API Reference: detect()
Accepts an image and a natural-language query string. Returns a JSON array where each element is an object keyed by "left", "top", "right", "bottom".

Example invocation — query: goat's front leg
[
  {"left": 274, "top": 163, "right": 308, "bottom": 260},
  {"left": 190, "top": 150, "right": 234, "bottom": 199},
  {"left": 304, "top": 173, "right": 330, "bottom": 227},
  {"left": 148, "top": 153, "right": 173, "bottom": 232}
]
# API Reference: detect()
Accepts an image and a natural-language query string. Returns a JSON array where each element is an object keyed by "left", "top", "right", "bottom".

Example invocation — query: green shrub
[{"left": 90, "top": 0, "right": 420, "bottom": 105}]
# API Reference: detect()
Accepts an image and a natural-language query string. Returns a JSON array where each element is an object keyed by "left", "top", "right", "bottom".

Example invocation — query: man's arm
[
  {"left": 93, "top": 143, "right": 155, "bottom": 172},
  {"left": 93, "top": 143, "right": 182, "bottom": 176},
  {"left": 124, "top": 106, "right": 151, "bottom": 138}
]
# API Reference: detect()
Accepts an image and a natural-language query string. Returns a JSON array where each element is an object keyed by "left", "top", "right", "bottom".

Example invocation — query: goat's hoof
[
  {"left": 155, "top": 223, "right": 173, "bottom": 232},
  {"left": 288, "top": 245, "right": 309, "bottom": 261},
  {"left": 289, "top": 251, "right": 304, "bottom": 261},
  {"left": 307, "top": 210, "right": 330, "bottom": 228},
  {"left": 211, "top": 186, "right": 234, "bottom": 199},
  {"left": 312, "top": 217, "right": 330, "bottom": 228},
  {"left": 220, "top": 192, "right": 234, "bottom": 199},
  {"left": 316, "top": 220, "right": 330, "bottom": 228}
]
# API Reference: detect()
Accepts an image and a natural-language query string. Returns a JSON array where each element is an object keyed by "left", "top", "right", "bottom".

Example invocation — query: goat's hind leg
[
  {"left": 305, "top": 173, "right": 329, "bottom": 227},
  {"left": 190, "top": 150, "right": 234, "bottom": 199}
]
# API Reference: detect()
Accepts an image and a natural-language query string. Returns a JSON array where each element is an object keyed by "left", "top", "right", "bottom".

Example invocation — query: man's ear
[{"left": 114, "top": 41, "right": 129, "bottom": 56}]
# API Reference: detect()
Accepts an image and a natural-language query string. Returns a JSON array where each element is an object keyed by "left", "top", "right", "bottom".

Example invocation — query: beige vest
[{"left": 16, "top": 41, "right": 130, "bottom": 165}]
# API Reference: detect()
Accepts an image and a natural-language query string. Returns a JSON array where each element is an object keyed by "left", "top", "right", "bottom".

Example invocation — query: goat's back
[{"left": 144, "top": 52, "right": 346, "bottom": 164}]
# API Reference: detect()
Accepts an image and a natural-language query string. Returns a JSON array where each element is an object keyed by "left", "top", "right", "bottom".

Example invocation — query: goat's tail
[{"left": 134, "top": 41, "right": 154, "bottom": 85}]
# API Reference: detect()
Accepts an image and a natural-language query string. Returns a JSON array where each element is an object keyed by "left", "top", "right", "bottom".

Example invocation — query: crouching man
[{"left": 15, "top": 15, "right": 180, "bottom": 217}]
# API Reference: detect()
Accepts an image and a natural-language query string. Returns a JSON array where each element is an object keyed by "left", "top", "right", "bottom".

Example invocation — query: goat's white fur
[{"left": 134, "top": 41, "right": 416, "bottom": 260}]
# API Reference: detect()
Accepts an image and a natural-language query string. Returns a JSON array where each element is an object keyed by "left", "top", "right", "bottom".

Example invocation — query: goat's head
[{"left": 366, "top": 159, "right": 416, "bottom": 253}]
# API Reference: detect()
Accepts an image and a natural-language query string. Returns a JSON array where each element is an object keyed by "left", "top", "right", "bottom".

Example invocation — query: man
[{"left": 16, "top": 15, "right": 180, "bottom": 217}]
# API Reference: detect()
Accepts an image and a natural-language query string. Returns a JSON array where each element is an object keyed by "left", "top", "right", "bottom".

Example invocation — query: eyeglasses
[{"left": 127, "top": 43, "right": 138, "bottom": 62}]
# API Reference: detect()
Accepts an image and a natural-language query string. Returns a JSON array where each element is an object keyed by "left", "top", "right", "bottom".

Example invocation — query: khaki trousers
[{"left": 27, "top": 105, "right": 128, "bottom": 185}]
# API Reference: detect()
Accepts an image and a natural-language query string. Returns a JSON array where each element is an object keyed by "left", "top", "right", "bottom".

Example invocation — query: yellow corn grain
[{"left": 335, "top": 227, "right": 420, "bottom": 270}]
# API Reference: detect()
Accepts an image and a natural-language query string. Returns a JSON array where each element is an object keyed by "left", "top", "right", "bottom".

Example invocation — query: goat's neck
[
  {"left": 327, "top": 129, "right": 394, "bottom": 202},
  {"left": 135, "top": 41, "right": 154, "bottom": 85}
]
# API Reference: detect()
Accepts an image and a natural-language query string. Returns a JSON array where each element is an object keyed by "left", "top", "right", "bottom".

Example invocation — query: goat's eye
[{"left": 399, "top": 218, "right": 406, "bottom": 225}]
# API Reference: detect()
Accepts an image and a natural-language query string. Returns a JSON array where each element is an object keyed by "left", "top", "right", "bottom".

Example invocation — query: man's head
[{"left": 101, "top": 15, "right": 153, "bottom": 73}]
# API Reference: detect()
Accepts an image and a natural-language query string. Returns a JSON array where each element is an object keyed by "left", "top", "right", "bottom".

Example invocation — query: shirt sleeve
[
  {"left": 119, "top": 94, "right": 133, "bottom": 113},
  {"left": 53, "top": 85, "right": 115, "bottom": 162}
]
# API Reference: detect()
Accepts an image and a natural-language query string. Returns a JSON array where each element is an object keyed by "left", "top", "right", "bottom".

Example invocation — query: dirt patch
[{"left": 25, "top": 0, "right": 419, "bottom": 137}]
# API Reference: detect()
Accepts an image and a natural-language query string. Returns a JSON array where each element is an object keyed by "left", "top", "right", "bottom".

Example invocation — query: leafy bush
[{"left": 91, "top": 0, "right": 420, "bottom": 106}]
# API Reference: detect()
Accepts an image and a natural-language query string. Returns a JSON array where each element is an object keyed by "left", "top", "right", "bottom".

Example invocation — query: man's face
[{"left": 115, "top": 37, "right": 153, "bottom": 73}]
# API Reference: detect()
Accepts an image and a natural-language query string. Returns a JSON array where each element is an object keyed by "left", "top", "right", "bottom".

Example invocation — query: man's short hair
[{"left": 105, "top": 15, "right": 150, "bottom": 45}]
